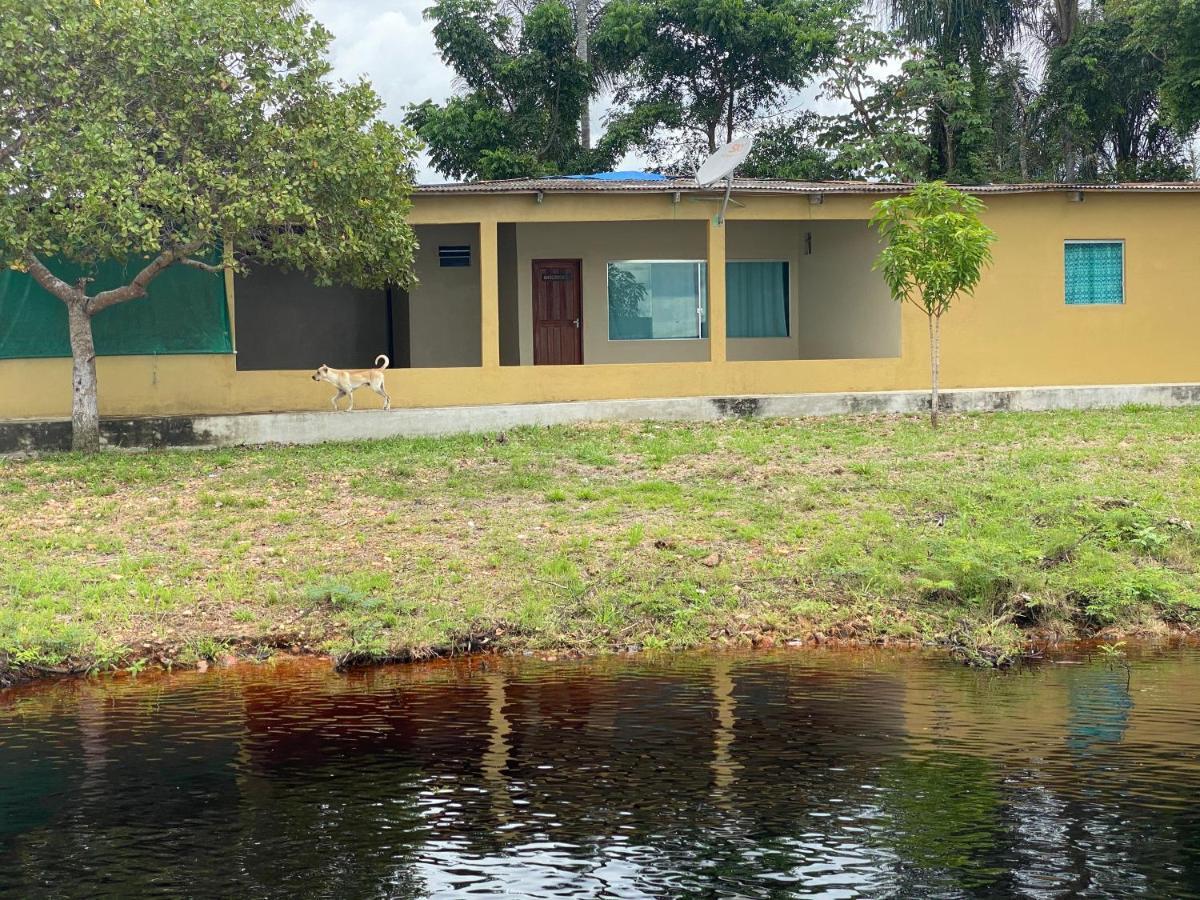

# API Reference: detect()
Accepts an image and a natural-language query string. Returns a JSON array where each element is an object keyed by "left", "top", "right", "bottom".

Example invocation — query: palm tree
[{"left": 885, "top": 0, "right": 1024, "bottom": 179}]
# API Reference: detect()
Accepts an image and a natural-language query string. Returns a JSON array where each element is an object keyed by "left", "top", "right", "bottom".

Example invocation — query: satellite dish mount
[{"left": 694, "top": 137, "right": 754, "bottom": 225}]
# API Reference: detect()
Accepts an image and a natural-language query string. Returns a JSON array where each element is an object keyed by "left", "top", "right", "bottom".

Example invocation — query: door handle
[{"left": 573, "top": 318, "right": 580, "bottom": 328}]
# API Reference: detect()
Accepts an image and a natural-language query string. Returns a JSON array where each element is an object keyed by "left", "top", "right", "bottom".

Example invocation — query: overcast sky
[{"left": 306, "top": 0, "right": 841, "bottom": 184}]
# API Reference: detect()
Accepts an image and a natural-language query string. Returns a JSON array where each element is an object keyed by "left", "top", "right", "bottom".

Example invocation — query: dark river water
[{"left": 2, "top": 646, "right": 1199, "bottom": 898}]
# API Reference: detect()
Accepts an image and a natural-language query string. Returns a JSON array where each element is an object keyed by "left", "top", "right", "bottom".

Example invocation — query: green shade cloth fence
[{"left": 0, "top": 256, "right": 232, "bottom": 359}]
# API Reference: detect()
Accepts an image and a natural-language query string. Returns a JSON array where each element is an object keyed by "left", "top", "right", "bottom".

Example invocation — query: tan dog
[{"left": 311, "top": 354, "right": 391, "bottom": 411}]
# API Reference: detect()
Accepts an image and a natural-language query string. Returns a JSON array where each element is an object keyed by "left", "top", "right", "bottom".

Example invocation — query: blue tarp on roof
[{"left": 558, "top": 170, "right": 669, "bottom": 181}]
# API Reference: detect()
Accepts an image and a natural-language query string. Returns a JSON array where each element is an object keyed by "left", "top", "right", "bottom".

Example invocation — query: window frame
[
  {"left": 1064, "top": 239, "right": 1125, "bottom": 307},
  {"left": 726, "top": 258, "right": 792, "bottom": 339},
  {"left": 605, "top": 258, "right": 709, "bottom": 342}
]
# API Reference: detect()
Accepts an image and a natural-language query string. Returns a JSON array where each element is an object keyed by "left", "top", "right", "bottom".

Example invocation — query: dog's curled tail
[{"left": 375, "top": 354, "right": 390, "bottom": 370}]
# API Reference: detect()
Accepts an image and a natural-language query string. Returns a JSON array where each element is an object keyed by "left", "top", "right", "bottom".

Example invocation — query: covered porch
[{"left": 231, "top": 194, "right": 900, "bottom": 379}]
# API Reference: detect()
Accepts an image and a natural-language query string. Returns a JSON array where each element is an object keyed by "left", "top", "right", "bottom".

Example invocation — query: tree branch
[
  {"left": 0, "top": 131, "right": 30, "bottom": 166},
  {"left": 179, "top": 257, "right": 226, "bottom": 274},
  {"left": 22, "top": 251, "right": 83, "bottom": 304},
  {"left": 88, "top": 241, "right": 204, "bottom": 314}
]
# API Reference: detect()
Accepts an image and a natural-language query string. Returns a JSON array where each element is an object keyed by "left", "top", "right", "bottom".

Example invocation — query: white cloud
[{"left": 307, "top": 0, "right": 455, "bottom": 181}]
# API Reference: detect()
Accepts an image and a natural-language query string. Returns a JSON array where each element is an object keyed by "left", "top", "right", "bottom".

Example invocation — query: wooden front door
[{"left": 532, "top": 259, "right": 583, "bottom": 365}]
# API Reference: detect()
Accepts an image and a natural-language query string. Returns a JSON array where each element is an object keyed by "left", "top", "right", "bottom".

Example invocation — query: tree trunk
[
  {"left": 725, "top": 88, "right": 735, "bottom": 145},
  {"left": 929, "top": 314, "right": 941, "bottom": 429},
  {"left": 67, "top": 300, "right": 101, "bottom": 452},
  {"left": 573, "top": 0, "right": 590, "bottom": 149}
]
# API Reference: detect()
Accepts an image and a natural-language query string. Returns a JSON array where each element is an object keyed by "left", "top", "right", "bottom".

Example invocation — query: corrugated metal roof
[{"left": 414, "top": 176, "right": 1200, "bottom": 196}]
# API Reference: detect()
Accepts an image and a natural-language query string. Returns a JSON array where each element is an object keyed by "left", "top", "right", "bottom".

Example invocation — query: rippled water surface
[{"left": 3, "top": 646, "right": 1200, "bottom": 898}]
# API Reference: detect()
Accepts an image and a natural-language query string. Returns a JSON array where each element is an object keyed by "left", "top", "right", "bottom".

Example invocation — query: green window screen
[
  {"left": 0, "top": 256, "right": 232, "bottom": 359},
  {"left": 1065, "top": 241, "right": 1124, "bottom": 305},
  {"left": 727, "top": 261, "right": 789, "bottom": 338},
  {"left": 608, "top": 261, "right": 708, "bottom": 340}
]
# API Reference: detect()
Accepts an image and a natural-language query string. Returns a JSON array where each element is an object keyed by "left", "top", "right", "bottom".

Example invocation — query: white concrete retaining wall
[{"left": 191, "top": 383, "right": 1200, "bottom": 448}]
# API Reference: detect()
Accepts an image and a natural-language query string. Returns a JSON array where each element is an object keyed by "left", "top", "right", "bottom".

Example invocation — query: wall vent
[{"left": 438, "top": 245, "right": 471, "bottom": 267}]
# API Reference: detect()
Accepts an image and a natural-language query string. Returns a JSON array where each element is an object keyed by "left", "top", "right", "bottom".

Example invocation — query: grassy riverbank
[{"left": 3, "top": 407, "right": 1200, "bottom": 681}]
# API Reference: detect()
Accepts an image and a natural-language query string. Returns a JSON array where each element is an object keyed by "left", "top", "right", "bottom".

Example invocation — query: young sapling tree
[{"left": 870, "top": 181, "right": 996, "bottom": 427}]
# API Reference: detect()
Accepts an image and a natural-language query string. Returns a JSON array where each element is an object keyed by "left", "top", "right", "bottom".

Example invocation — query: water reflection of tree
[
  {"left": 878, "top": 753, "right": 1013, "bottom": 894},
  {"left": 608, "top": 266, "right": 649, "bottom": 338}
]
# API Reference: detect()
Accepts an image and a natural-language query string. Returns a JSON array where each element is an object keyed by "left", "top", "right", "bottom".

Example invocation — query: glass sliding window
[
  {"left": 608, "top": 261, "right": 708, "bottom": 340},
  {"left": 727, "top": 260, "right": 789, "bottom": 338},
  {"left": 1065, "top": 241, "right": 1124, "bottom": 305}
]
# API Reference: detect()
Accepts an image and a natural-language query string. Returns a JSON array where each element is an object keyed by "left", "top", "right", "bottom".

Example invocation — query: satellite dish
[
  {"left": 694, "top": 136, "right": 754, "bottom": 223},
  {"left": 695, "top": 137, "right": 754, "bottom": 187}
]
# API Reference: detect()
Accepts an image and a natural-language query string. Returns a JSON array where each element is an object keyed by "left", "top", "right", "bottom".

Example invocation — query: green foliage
[
  {"left": 870, "top": 183, "right": 996, "bottom": 319},
  {"left": 1037, "top": 10, "right": 1191, "bottom": 182},
  {"left": 740, "top": 112, "right": 848, "bottom": 181},
  {"left": 871, "top": 182, "right": 995, "bottom": 425},
  {"left": 408, "top": 0, "right": 640, "bottom": 180},
  {"left": 811, "top": 19, "right": 1037, "bottom": 184},
  {"left": 0, "top": 0, "right": 418, "bottom": 288},
  {"left": 884, "top": 0, "right": 1022, "bottom": 179},
  {"left": 592, "top": 0, "right": 842, "bottom": 167},
  {"left": 1123, "top": 0, "right": 1200, "bottom": 133},
  {"left": 816, "top": 21, "right": 931, "bottom": 181},
  {"left": 806, "top": 2, "right": 1196, "bottom": 184}
]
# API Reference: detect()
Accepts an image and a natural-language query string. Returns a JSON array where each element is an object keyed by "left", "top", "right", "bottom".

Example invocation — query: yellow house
[{"left": 3, "top": 177, "right": 1200, "bottom": 443}]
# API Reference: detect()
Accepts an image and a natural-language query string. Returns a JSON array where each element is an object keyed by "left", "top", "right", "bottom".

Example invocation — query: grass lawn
[{"left": 3, "top": 406, "right": 1200, "bottom": 681}]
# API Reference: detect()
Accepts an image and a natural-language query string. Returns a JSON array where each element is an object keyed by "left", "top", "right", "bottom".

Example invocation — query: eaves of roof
[{"left": 413, "top": 177, "right": 1200, "bottom": 197}]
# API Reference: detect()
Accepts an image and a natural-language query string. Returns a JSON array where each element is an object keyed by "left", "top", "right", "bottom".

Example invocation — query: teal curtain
[
  {"left": 0, "top": 254, "right": 232, "bottom": 359},
  {"left": 1065, "top": 242, "right": 1123, "bottom": 305},
  {"left": 727, "top": 261, "right": 789, "bottom": 337}
]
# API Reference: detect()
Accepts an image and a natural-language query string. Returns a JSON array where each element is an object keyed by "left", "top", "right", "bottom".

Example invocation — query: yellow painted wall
[{"left": 3, "top": 190, "right": 1200, "bottom": 420}]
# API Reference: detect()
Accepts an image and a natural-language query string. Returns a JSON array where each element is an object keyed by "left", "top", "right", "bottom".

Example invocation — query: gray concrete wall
[
  {"left": 498, "top": 223, "right": 520, "bottom": 366},
  {"left": 408, "top": 224, "right": 482, "bottom": 368},
  {"left": 233, "top": 266, "right": 389, "bottom": 371}
]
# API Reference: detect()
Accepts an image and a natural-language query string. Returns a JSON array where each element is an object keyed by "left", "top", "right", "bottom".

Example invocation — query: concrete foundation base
[{"left": 4, "top": 382, "right": 1200, "bottom": 453}]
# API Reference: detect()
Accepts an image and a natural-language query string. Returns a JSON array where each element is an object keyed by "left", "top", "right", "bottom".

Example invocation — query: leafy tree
[
  {"left": 0, "top": 0, "right": 418, "bottom": 451},
  {"left": 870, "top": 183, "right": 996, "bottom": 428},
  {"left": 1123, "top": 0, "right": 1200, "bottom": 133},
  {"left": 592, "top": 0, "right": 841, "bottom": 169},
  {"left": 1028, "top": 0, "right": 1082, "bottom": 51},
  {"left": 980, "top": 55, "right": 1044, "bottom": 182},
  {"left": 498, "top": 0, "right": 610, "bottom": 148},
  {"left": 818, "top": 20, "right": 1018, "bottom": 183},
  {"left": 817, "top": 21, "right": 932, "bottom": 181},
  {"left": 1037, "top": 10, "right": 1193, "bottom": 181},
  {"left": 408, "top": 0, "right": 636, "bottom": 180},
  {"left": 740, "top": 113, "right": 848, "bottom": 181},
  {"left": 886, "top": 0, "right": 1023, "bottom": 180}
]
